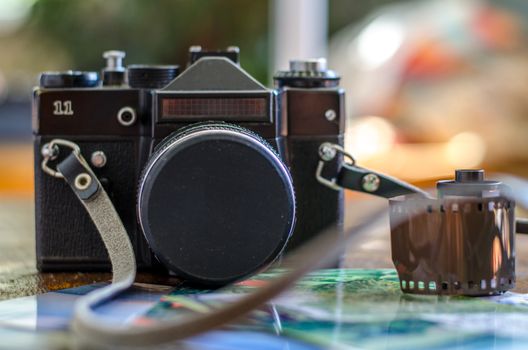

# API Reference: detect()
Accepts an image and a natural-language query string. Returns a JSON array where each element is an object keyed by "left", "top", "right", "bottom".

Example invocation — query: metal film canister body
[{"left": 390, "top": 196, "right": 515, "bottom": 296}]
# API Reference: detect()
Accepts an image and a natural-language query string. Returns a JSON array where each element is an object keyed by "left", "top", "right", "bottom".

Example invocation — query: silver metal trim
[
  {"left": 324, "top": 109, "right": 336, "bottom": 121},
  {"left": 117, "top": 106, "right": 137, "bottom": 127},
  {"left": 362, "top": 173, "right": 380, "bottom": 192},
  {"left": 90, "top": 151, "right": 107, "bottom": 168},
  {"left": 103, "top": 50, "right": 126, "bottom": 70},
  {"left": 315, "top": 161, "right": 341, "bottom": 191},
  {"left": 226, "top": 46, "right": 240, "bottom": 53},
  {"left": 41, "top": 142, "right": 59, "bottom": 160},
  {"left": 316, "top": 142, "right": 356, "bottom": 191},
  {"left": 74, "top": 173, "right": 92, "bottom": 190},
  {"left": 41, "top": 139, "right": 85, "bottom": 178},
  {"left": 289, "top": 58, "right": 327, "bottom": 73}
]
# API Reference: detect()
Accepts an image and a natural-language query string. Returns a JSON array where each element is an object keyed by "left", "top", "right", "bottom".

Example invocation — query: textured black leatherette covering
[
  {"left": 35, "top": 136, "right": 153, "bottom": 271},
  {"left": 286, "top": 135, "right": 345, "bottom": 250}
]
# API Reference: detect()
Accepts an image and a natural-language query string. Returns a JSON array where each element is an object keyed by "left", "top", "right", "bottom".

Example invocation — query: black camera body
[{"left": 33, "top": 47, "right": 345, "bottom": 285}]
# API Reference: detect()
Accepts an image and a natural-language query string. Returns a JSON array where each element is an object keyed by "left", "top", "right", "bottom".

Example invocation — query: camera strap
[
  {"left": 315, "top": 143, "right": 528, "bottom": 236},
  {"left": 40, "top": 139, "right": 528, "bottom": 347},
  {"left": 40, "top": 139, "right": 391, "bottom": 347},
  {"left": 315, "top": 142, "right": 429, "bottom": 198},
  {"left": 40, "top": 140, "right": 137, "bottom": 332}
]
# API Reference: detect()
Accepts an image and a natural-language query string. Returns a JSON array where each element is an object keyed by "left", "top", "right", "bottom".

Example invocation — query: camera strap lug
[{"left": 316, "top": 142, "right": 429, "bottom": 198}]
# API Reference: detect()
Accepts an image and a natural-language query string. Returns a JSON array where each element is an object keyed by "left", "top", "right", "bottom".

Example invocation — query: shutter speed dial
[{"left": 127, "top": 65, "right": 180, "bottom": 89}]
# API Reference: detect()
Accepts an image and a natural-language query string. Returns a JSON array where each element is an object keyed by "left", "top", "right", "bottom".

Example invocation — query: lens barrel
[{"left": 137, "top": 123, "right": 295, "bottom": 286}]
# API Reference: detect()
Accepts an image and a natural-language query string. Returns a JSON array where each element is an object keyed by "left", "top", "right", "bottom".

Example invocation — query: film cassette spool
[
  {"left": 390, "top": 170, "right": 515, "bottom": 296},
  {"left": 316, "top": 144, "right": 521, "bottom": 296},
  {"left": 390, "top": 196, "right": 515, "bottom": 296}
]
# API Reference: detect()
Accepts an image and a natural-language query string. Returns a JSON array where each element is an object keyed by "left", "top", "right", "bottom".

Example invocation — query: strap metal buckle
[
  {"left": 41, "top": 139, "right": 86, "bottom": 178},
  {"left": 316, "top": 142, "right": 356, "bottom": 191}
]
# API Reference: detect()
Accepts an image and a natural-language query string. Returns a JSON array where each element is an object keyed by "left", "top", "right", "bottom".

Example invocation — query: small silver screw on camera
[
  {"left": 41, "top": 143, "right": 59, "bottom": 160},
  {"left": 90, "top": 151, "right": 107, "bottom": 168},
  {"left": 362, "top": 173, "right": 380, "bottom": 192},
  {"left": 74, "top": 173, "right": 92, "bottom": 191},
  {"left": 319, "top": 143, "right": 337, "bottom": 161},
  {"left": 325, "top": 109, "right": 336, "bottom": 121}
]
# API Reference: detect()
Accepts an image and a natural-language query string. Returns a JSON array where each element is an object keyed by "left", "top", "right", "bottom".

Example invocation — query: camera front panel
[
  {"left": 33, "top": 87, "right": 156, "bottom": 271},
  {"left": 34, "top": 136, "right": 155, "bottom": 270},
  {"left": 278, "top": 87, "right": 346, "bottom": 251},
  {"left": 33, "top": 88, "right": 148, "bottom": 136}
]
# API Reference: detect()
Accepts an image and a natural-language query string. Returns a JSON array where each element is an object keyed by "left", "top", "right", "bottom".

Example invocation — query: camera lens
[{"left": 137, "top": 123, "right": 295, "bottom": 286}]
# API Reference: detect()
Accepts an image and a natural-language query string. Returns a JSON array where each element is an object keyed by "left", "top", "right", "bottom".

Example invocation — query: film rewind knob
[
  {"left": 289, "top": 58, "right": 327, "bottom": 72},
  {"left": 455, "top": 169, "right": 484, "bottom": 182}
]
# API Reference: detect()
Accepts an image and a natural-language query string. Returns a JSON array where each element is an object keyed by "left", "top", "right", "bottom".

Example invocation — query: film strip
[{"left": 390, "top": 196, "right": 515, "bottom": 296}]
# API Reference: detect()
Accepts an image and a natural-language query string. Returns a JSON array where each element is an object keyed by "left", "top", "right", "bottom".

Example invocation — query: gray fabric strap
[
  {"left": 46, "top": 141, "right": 383, "bottom": 348},
  {"left": 55, "top": 153, "right": 137, "bottom": 343},
  {"left": 56, "top": 153, "right": 136, "bottom": 285},
  {"left": 62, "top": 140, "right": 527, "bottom": 349},
  {"left": 51, "top": 144, "right": 528, "bottom": 348},
  {"left": 47, "top": 142, "right": 386, "bottom": 348}
]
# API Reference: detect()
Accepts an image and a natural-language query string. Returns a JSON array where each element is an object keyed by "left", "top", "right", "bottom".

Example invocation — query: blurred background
[{"left": 0, "top": 0, "right": 527, "bottom": 196}]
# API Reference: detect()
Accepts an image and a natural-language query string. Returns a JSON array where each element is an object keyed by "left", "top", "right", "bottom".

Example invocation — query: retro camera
[{"left": 33, "top": 47, "right": 345, "bottom": 285}]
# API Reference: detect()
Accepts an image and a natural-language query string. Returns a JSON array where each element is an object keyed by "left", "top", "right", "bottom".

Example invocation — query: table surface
[
  {"left": 3, "top": 195, "right": 528, "bottom": 297},
  {"left": 2, "top": 195, "right": 528, "bottom": 349}
]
